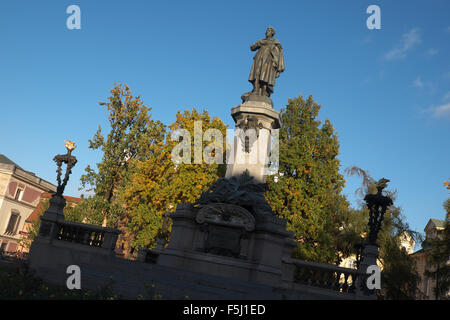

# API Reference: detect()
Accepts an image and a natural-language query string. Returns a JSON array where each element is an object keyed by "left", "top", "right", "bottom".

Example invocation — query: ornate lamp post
[
  {"left": 357, "top": 178, "right": 393, "bottom": 297},
  {"left": 42, "top": 140, "right": 78, "bottom": 221},
  {"left": 53, "top": 140, "right": 78, "bottom": 197},
  {"left": 364, "top": 178, "right": 393, "bottom": 245}
]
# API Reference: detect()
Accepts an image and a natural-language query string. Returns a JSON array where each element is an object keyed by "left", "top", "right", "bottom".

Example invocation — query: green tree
[
  {"left": 120, "top": 108, "right": 228, "bottom": 250},
  {"left": 79, "top": 84, "right": 166, "bottom": 256},
  {"left": 64, "top": 196, "right": 112, "bottom": 226},
  {"left": 377, "top": 205, "right": 421, "bottom": 299},
  {"left": 80, "top": 83, "right": 165, "bottom": 222},
  {"left": 380, "top": 236, "right": 420, "bottom": 299},
  {"left": 265, "top": 94, "right": 348, "bottom": 263}
]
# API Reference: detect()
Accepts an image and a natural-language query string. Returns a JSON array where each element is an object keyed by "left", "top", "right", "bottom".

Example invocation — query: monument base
[{"left": 156, "top": 202, "right": 296, "bottom": 288}]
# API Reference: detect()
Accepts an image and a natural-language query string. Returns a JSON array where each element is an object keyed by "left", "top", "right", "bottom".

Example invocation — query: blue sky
[{"left": 0, "top": 1, "right": 449, "bottom": 242}]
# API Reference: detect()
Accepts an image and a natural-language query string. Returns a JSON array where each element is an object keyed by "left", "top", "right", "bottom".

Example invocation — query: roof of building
[
  {"left": 430, "top": 219, "right": 446, "bottom": 229},
  {"left": 25, "top": 192, "right": 82, "bottom": 223},
  {"left": 0, "top": 154, "right": 57, "bottom": 192},
  {"left": 410, "top": 219, "right": 447, "bottom": 255},
  {"left": 0, "top": 154, "right": 21, "bottom": 167},
  {"left": 0, "top": 153, "right": 37, "bottom": 177},
  {"left": 424, "top": 218, "right": 447, "bottom": 234}
]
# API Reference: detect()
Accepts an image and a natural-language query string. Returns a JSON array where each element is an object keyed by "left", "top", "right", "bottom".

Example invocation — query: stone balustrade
[
  {"left": 54, "top": 220, "right": 119, "bottom": 251},
  {"left": 36, "top": 214, "right": 120, "bottom": 255},
  {"left": 284, "top": 258, "right": 362, "bottom": 294}
]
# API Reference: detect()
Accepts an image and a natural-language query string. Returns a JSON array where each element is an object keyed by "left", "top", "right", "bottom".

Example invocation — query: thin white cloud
[
  {"left": 426, "top": 48, "right": 439, "bottom": 56},
  {"left": 412, "top": 76, "right": 434, "bottom": 91},
  {"left": 443, "top": 91, "right": 450, "bottom": 102},
  {"left": 431, "top": 103, "right": 450, "bottom": 119},
  {"left": 446, "top": 26, "right": 450, "bottom": 33},
  {"left": 413, "top": 76, "right": 424, "bottom": 88},
  {"left": 384, "top": 28, "right": 421, "bottom": 61},
  {"left": 424, "top": 91, "right": 450, "bottom": 120}
]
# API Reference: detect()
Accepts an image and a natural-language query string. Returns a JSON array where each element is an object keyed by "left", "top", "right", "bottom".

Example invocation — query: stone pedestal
[
  {"left": 356, "top": 244, "right": 379, "bottom": 298},
  {"left": 31, "top": 194, "right": 66, "bottom": 246},
  {"left": 42, "top": 194, "right": 66, "bottom": 221},
  {"left": 157, "top": 203, "right": 296, "bottom": 287},
  {"left": 225, "top": 99, "right": 280, "bottom": 183},
  {"left": 359, "top": 244, "right": 379, "bottom": 272}
]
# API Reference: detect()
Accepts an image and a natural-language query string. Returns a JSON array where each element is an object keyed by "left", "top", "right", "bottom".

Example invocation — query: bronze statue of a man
[{"left": 248, "top": 26, "right": 285, "bottom": 97}]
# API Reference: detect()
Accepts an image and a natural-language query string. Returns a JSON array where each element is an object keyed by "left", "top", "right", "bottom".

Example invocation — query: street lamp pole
[{"left": 357, "top": 178, "right": 393, "bottom": 297}]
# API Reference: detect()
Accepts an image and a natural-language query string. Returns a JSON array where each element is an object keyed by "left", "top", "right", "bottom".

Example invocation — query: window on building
[
  {"left": 5, "top": 212, "right": 20, "bottom": 235},
  {"left": 14, "top": 188, "right": 23, "bottom": 200},
  {"left": 0, "top": 242, "right": 7, "bottom": 253}
]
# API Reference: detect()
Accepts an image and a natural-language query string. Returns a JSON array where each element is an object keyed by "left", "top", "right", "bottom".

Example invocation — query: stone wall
[{"left": 29, "top": 237, "right": 368, "bottom": 300}]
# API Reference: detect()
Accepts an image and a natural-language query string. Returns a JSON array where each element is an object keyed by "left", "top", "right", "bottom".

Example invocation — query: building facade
[
  {"left": 0, "top": 154, "right": 56, "bottom": 254},
  {"left": 411, "top": 218, "right": 449, "bottom": 300}
]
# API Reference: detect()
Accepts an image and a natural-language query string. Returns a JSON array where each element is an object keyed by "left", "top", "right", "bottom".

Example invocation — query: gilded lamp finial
[{"left": 64, "top": 140, "right": 76, "bottom": 152}]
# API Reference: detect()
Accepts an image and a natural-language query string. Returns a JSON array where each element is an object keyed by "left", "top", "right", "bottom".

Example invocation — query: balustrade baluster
[
  {"left": 314, "top": 269, "right": 321, "bottom": 287},
  {"left": 325, "top": 270, "right": 333, "bottom": 289},
  {"left": 304, "top": 267, "right": 311, "bottom": 285},
  {"left": 81, "top": 229, "right": 89, "bottom": 245},
  {"left": 349, "top": 274, "right": 357, "bottom": 293},
  {"left": 334, "top": 272, "right": 342, "bottom": 291},
  {"left": 306, "top": 268, "right": 312, "bottom": 285},
  {"left": 318, "top": 270, "right": 326, "bottom": 287},
  {"left": 342, "top": 273, "right": 349, "bottom": 292},
  {"left": 88, "top": 231, "right": 94, "bottom": 246},
  {"left": 62, "top": 225, "right": 68, "bottom": 241}
]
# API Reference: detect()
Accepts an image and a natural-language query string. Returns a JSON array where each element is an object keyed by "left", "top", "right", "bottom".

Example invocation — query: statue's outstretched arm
[{"left": 250, "top": 40, "right": 261, "bottom": 51}]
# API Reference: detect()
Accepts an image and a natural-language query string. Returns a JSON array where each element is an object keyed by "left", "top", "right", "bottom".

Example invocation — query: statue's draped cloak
[{"left": 248, "top": 38, "right": 285, "bottom": 94}]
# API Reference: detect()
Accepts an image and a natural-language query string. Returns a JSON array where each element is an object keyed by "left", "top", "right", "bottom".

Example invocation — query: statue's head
[{"left": 266, "top": 26, "right": 275, "bottom": 37}]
